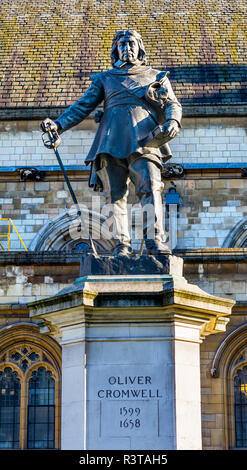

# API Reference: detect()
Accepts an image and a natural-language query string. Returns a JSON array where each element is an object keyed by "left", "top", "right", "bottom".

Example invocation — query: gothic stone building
[{"left": 0, "top": 0, "right": 247, "bottom": 450}]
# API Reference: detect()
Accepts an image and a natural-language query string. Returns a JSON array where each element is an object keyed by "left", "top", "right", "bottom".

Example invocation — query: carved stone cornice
[{"left": 29, "top": 270, "right": 235, "bottom": 342}]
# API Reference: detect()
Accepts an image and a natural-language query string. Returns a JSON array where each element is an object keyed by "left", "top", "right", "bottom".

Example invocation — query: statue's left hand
[{"left": 162, "top": 120, "right": 180, "bottom": 139}]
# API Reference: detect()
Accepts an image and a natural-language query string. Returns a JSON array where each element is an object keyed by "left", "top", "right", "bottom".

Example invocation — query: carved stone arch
[
  {"left": 25, "top": 361, "right": 57, "bottom": 381},
  {"left": 210, "top": 323, "right": 247, "bottom": 378},
  {"left": 222, "top": 217, "right": 247, "bottom": 247},
  {"left": 28, "top": 208, "right": 115, "bottom": 253}
]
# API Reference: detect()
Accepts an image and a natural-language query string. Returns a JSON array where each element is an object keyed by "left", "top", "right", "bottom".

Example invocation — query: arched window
[
  {"left": 28, "top": 209, "right": 115, "bottom": 253},
  {"left": 234, "top": 366, "right": 247, "bottom": 448},
  {"left": 0, "top": 326, "right": 61, "bottom": 449},
  {"left": 0, "top": 367, "right": 21, "bottom": 449},
  {"left": 210, "top": 324, "right": 247, "bottom": 449},
  {"left": 27, "top": 367, "right": 55, "bottom": 449},
  {"left": 223, "top": 217, "right": 247, "bottom": 248}
]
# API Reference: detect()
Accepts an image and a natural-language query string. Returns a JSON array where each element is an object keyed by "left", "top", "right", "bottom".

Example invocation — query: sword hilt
[{"left": 41, "top": 121, "right": 61, "bottom": 149}]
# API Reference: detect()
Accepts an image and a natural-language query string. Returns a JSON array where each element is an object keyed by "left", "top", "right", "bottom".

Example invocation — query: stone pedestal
[
  {"left": 29, "top": 256, "right": 234, "bottom": 450},
  {"left": 79, "top": 253, "right": 184, "bottom": 276}
]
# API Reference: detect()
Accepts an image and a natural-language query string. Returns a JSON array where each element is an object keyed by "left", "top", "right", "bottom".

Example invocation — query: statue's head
[{"left": 111, "top": 30, "right": 147, "bottom": 66}]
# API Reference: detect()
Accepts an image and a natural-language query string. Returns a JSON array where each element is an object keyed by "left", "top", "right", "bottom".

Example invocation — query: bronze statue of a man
[{"left": 41, "top": 30, "right": 182, "bottom": 256}]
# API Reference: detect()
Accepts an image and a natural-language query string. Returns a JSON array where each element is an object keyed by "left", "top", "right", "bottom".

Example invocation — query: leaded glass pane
[
  {"left": 234, "top": 366, "right": 247, "bottom": 448},
  {"left": 27, "top": 367, "right": 55, "bottom": 449},
  {"left": 0, "top": 367, "right": 20, "bottom": 449}
]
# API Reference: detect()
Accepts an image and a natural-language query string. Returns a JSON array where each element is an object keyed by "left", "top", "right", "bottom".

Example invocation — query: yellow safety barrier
[{"left": 0, "top": 218, "right": 28, "bottom": 251}]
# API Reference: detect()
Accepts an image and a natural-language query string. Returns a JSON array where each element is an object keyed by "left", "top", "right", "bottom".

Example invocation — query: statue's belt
[{"left": 104, "top": 91, "right": 148, "bottom": 109}]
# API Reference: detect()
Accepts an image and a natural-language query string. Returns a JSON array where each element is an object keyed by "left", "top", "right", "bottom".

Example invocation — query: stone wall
[
  {"left": 175, "top": 174, "right": 247, "bottom": 249},
  {"left": 0, "top": 117, "right": 247, "bottom": 167},
  {"left": 0, "top": 116, "right": 246, "bottom": 251},
  {"left": 0, "top": 254, "right": 79, "bottom": 304},
  {"left": 0, "top": 171, "right": 92, "bottom": 250},
  {"left": 183, "top": 253, "right": 247, "bottom": 302},
  {"left": 1, "top": 167, "right": 246, "bottom": 251},
  {"left": 0, "top": 118, "right": 97, "bottom": 167}
]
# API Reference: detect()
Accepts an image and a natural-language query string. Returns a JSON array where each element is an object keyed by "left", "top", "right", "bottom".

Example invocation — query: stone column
[
  {"left": 29, "top": 257, "right": 234, "bottom": 450},
  {"left": 59, "top": 325, "right": 86, "bottom": 450}
]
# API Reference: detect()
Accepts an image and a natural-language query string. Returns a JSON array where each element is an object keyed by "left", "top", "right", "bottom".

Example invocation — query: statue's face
[{"left": 117, "top": 34, "right": 139, "bottom": 64}]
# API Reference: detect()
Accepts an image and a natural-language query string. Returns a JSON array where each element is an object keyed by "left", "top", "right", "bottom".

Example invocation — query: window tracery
[
  {"left": 0, "top": 334, "right": 61, "bottom": 450},
  {"left": 0, "top": 345, "right": 55, "bottom": 372}
]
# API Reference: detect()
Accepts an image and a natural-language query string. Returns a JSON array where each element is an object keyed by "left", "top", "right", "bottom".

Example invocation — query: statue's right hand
[
  {"left": 41, "top": 118, "right": 61, "bottom": 149},
  {"left": 40, "top": 118, "right": 58, "bottom": 133}
]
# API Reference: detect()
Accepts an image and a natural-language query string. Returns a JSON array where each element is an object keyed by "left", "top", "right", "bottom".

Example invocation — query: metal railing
[{"left": 0, "top": 218, "right": 28, "bottom": 251}]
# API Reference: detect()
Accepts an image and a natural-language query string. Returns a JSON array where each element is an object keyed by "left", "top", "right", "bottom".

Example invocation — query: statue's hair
[{"left": 111, "top": 30, "right": 147, "bottom": 66}]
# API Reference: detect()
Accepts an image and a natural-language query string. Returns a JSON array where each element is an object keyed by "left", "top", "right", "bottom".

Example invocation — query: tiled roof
[{"left": 0, "top": 0, "right": 246, "bottom": 107}]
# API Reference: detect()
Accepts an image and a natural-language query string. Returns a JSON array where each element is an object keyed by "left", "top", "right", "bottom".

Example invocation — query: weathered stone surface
[{"left": 79, "top": 254, "right": 183, "bottom": 277}]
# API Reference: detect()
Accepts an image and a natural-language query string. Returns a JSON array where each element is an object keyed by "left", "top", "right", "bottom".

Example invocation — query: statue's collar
[{"left": 109, "top": 64, "right": 151, "bottom": 75}]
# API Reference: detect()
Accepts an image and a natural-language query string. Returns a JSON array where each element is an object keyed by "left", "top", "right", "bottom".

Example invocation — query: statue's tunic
[{"left": 55, "top": 64, "right": 182, "bottom": 165}]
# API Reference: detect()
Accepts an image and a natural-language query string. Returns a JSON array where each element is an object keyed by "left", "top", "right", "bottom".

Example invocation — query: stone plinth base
[
  {"left": 29, "top": 255, "right": 235, "bottom": 450},
  {"left": 80, "top": 254, "right": 183, "bottom": 277}
]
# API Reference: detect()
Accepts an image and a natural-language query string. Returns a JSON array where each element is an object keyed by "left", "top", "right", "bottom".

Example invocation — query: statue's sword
[{"left": 42, "top": 124, "right": 98, "bottom": 257}]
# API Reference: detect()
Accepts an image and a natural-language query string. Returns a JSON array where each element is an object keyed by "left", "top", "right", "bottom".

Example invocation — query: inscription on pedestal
[
  {"left": 100, "top": 400, "right": 159, "bottom": 437},
  {"left": 94, "top": 372, "right": 163, "bottom": 438},
  {"left": 97, "top": 374, "right": 162, "bottom": 399}
]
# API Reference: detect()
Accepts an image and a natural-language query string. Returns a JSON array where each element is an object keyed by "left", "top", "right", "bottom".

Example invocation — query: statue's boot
[
  {"left": 96, "top": 156, "right": 132, "bottom": 257},
  {"left": 109, "top": 195, "right": 132, "bottom": 257}
]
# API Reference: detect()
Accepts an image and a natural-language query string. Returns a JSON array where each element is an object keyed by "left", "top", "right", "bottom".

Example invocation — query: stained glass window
[
  {"left": 234, "top": 366, "right": 247, "bottom": 448},
  {"left": 0, "top": 367, "right": 21, "bottom": 449},
  {"left": 27, "top": 367, "right": 55, "bottom": 449}
]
